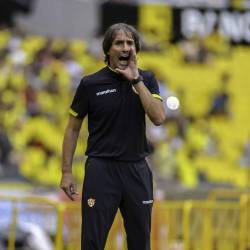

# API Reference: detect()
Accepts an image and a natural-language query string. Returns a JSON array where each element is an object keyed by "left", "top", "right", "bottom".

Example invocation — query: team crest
[{"left": 87, "top": 198, "right": 95, "bottom": 207}]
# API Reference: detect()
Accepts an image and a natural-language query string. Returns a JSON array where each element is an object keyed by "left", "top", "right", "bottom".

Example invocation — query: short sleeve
[
  {"left": 146, "top": 72, "right": 162, "bottom": 101},
  {"left": 69, "top": 79, "right": 88, "bottom": 118}
]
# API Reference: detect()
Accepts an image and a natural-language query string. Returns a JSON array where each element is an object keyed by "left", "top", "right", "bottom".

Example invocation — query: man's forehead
[{"left": 112, "top": 30, "right": 134, "bottom": 41}]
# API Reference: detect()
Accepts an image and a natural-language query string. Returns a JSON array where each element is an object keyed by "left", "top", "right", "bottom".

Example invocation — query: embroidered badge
[{"left": 87, "top": 198, "right": 95, "bottom": 207}]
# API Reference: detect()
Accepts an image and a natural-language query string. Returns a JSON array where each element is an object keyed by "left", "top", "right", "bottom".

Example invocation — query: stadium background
[{"left": 0, "top": 0, "right": 250, "bottom": 249}]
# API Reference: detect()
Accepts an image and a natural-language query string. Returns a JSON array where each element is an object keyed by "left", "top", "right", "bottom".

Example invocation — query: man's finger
[
  {"left": 61, "top": 186, "right": 74, "bottom": 200},
  {"left": 130, "top": 48, "right": 137, "bottom": 65},
  {"left": 70, "top": 184, "right": 79, "bottom": 195},
  {"left": 115, "top": 68, "right": 124, "bottom": 74}
]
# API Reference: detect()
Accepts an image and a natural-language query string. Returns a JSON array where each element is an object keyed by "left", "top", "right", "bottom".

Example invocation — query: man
[{"left": 60, "top": 23, "right": 166, "bottom": 250}]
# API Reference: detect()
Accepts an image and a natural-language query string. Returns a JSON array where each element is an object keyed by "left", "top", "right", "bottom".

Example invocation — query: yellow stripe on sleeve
[
  {"left": 69, "top": 108, "right": 78, "bottom": 117},
  {"left": 152, "top": 94, "right": 162, "bottom": 101}
]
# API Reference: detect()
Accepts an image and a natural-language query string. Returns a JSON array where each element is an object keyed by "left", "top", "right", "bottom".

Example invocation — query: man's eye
[{"left": 114, "top": 41, "right": 123, "bottom": 45}]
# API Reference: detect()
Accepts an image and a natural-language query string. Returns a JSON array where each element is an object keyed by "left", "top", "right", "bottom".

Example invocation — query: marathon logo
[
  {"left": 96, "top": 89, "right": 117, "bottom": 96},
  {"left": 142, "top": 200, "right": 154, "bottom": 204}
]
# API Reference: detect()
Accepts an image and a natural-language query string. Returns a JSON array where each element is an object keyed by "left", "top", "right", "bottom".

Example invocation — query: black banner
[{"left": 100, "top": 2, "right": 138, "bottom": 35}]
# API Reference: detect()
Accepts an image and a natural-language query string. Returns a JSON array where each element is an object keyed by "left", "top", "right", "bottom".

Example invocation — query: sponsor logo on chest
[{"left": 96, "top": 89, "right": 117, "bottom": 96}]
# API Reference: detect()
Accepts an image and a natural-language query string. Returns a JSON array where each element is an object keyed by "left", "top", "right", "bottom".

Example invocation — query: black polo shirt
[{"left": 69, "top": 66, "right": 162, "bottom": 161}]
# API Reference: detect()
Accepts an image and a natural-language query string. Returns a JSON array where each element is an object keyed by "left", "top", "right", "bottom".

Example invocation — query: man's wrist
[
  {"left": 62, "top": 169, "right": 72, "bottom": 175},
  {"left": 131, "top": 75, "right": 143, "bottom": 85}
]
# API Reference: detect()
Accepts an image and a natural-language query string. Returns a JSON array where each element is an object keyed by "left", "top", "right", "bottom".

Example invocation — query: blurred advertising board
[
  {"left": 101, "top": 2, "right": 250, "bottom": 44},
  {"left": 172, "top": 7, "right": 250, "bottom": 44}
]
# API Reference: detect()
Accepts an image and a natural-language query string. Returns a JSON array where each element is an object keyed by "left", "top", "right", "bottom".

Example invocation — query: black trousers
[{"left": 81, "top": 157, "right": 153, "bottom": 250}]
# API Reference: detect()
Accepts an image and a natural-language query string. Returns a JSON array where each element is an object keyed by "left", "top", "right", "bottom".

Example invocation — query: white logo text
[{"left": 96, "top": 89, "right": 117, "bottom": 96}]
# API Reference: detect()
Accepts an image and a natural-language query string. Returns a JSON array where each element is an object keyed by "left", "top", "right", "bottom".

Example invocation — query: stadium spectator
[
  {"left": 0, "top": 122, "right": 22, "bottom": 179},
  {"left": 204, "top": 23, "right": 231, "bottom": 58},
  {"left": 24, "top": 83, "right": 40, "bottom": 117},
  {"left": 62, "top": 51, "right": 83, "bottom": 90},
  {"left": 87, "top": 31, "right": 104, "bottom": 60},
  {"left": 0, "top": 123, "right": 12, "bottom": 176},
  {"left": 179, "top": 34, "right": 211, "bottom": 64},
  {"left": 239, "top": 136, "right": 250, "bottom": 167},
  {"left": 207, "top": 72, "right": 231, "bottom": 117}
]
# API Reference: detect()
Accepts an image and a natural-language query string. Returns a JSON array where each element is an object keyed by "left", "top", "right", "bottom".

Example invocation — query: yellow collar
[{"left": 108, "top": 65, "right": 119, "bottom": 74}]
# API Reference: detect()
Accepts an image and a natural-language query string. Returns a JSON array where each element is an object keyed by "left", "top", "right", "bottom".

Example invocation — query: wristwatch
[{"left": 131, "top": 75, "right": 143, "bottom": 85}]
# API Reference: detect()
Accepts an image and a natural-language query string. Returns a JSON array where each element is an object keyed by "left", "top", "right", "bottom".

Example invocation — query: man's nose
[{"left": 123, "top": 43, "right": 130, "bottom": 52}]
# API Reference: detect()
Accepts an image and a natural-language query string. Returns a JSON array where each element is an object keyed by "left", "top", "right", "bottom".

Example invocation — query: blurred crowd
[
  {"left": 0, "top": 25, "right": 94, "bottom": 185},
  {"left": 0, "top": 22, "right": 249, "bottom": 194}
]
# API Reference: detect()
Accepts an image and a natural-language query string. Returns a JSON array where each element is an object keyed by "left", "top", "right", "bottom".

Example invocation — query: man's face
[{"left": 108, "top": 30, "right": 136, "bottom": 70}]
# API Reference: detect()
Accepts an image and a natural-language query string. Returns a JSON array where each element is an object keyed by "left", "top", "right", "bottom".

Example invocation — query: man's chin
[{"left": 117, "top": 64, "right": 128, "bottom": 70}]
